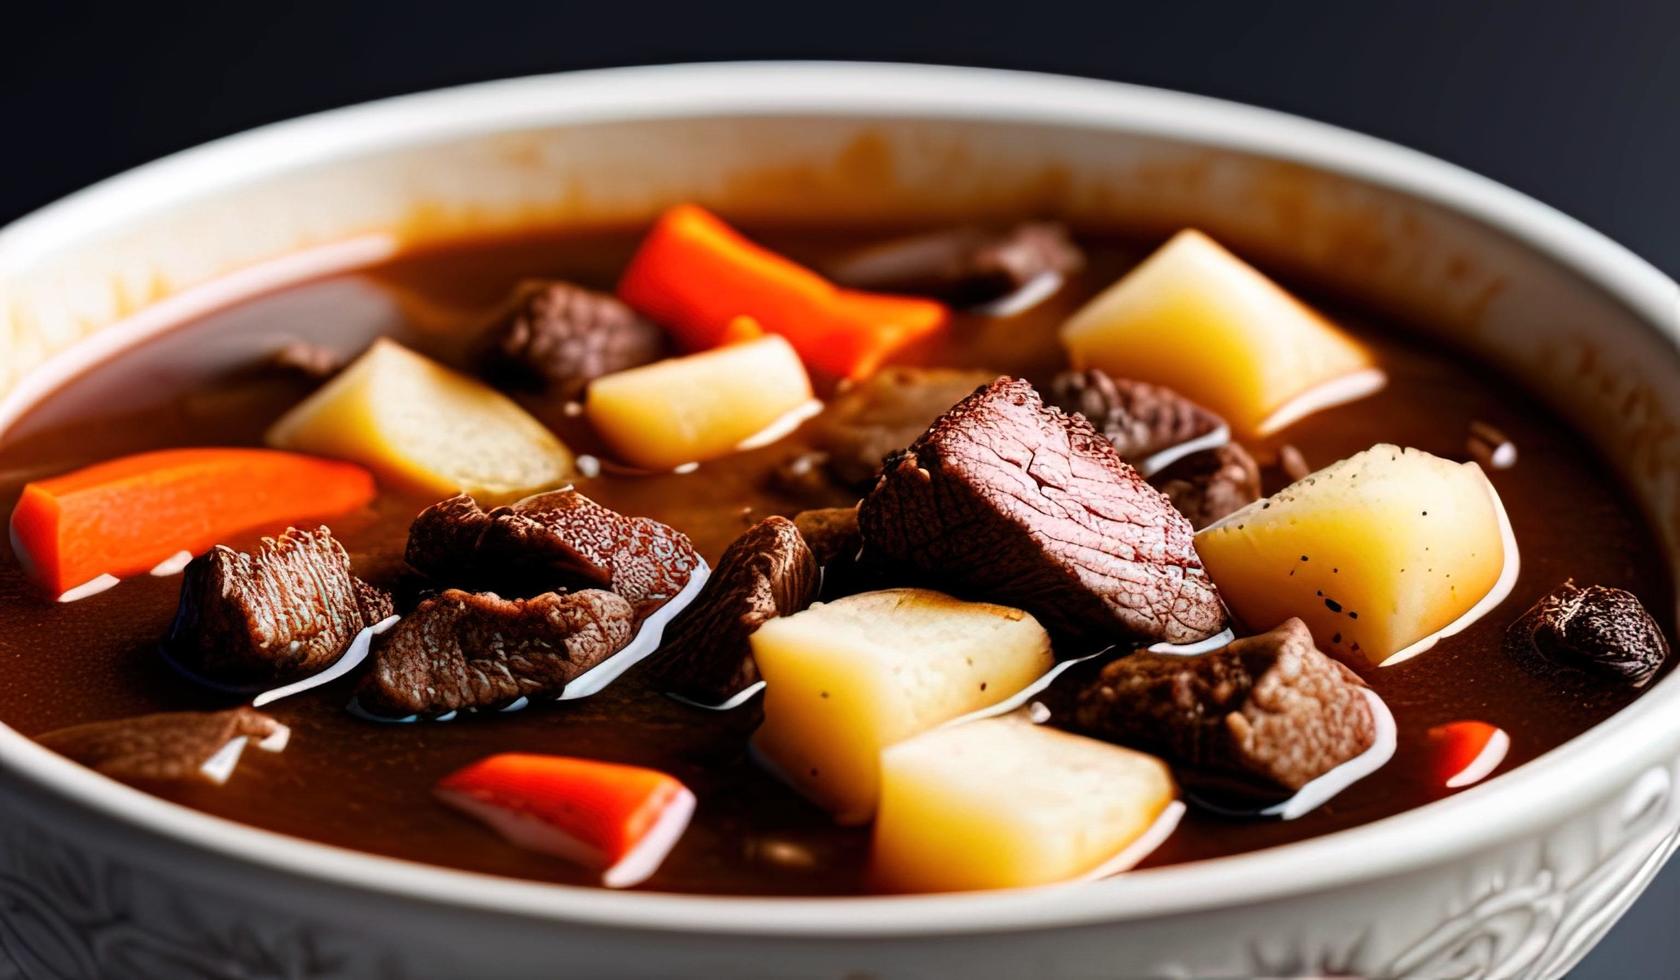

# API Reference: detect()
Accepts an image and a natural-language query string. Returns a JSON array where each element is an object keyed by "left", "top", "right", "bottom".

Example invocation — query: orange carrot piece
[
  {"left": 8, "top": 447, "right": 376, "bottom": 597},
  {"left": 718, "top": 315, "right": 767, "bottom": 345},
  {"left": 617, "top": 204, "right": 948, "bottom": 380},
  {"left": 436, "top": 753, "right": 694, "bottom": 886},
  {"left": 1427, "top": 721, "right": 1509, "bottom": 789}
]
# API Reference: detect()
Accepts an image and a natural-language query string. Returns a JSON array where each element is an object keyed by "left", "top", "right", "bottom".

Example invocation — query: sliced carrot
[
  {"left": 617, "top": 204, "right": 948, "bottom": 380},
  {"left": 435, "top": 753, "right": 695, "bottom": 887},
  {"left": 1427, "top": 721, "right": 1510, "bottom": 789},
  {"left": 8, "top": 448, "right": 376, "bottom": 597}
]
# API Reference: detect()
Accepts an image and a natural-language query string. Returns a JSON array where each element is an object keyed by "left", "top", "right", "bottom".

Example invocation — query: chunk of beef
[
  {"left": 858, "top": 377, "right": 1226, "bottom": 644},
  {"left": 818, "top": 367, "right": 998, "bottom": 487},
  {"left": 482, "top": 280, "right": 667, "bottom": 395},
  {"left": 646, "top": 517, "right": 820, "bottom": 703},
  {"left": 1074, "top": 619, "right": 1374, "bottom": 795},
  {"left": 481, "top": 490, "right": 699, "bottom": 615},
  {"left": 38, "top": 707, "right": 289, "bottom": 785},
  {"left": 404, "top": 493, "right": 494, "bottom": 581},
  {"left": 826, "top": 222, "right": 1084, "bottom": 306},
  {"left": 358, "top": 588, "right": 635, "bottom": 716},
  {"left": 1047, "top": 369, "right": 1225, "bottom": 469},
  {"left": 405, "top": 489, "right": 699, "bottom": 616},
  {"left": 1506, "top": 580, "right": 1670, "bottom": 687},
  {"left": 1153, "top": 444, "right": 1262, "bottom": 530},
  {"left": 164, "top": 526, "right": 395, "bottom": 689},
  {"left": 793, "top": 506, "right": 862, "bottom": 567}
]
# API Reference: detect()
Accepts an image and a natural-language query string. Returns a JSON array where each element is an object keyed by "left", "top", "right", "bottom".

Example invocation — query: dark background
[{"left": 4, "top": 2, "right": 1677, "bottom": 975}]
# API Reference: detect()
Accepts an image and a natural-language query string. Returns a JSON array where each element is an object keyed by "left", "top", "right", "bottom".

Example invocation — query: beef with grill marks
[
  {"left": 644, "top": 517, "right": 820, "bottom": 703},
  {"left": 858, "top": 377, "right": 1225, "bottom": 644},
  {"left": 406, "top": 488, "right": 698, "bottom": 616},
  {"left": 358, "top": 588, "right": 635, "bottom": 716},
  {"left": 164, "top": 526, "right": 394, "bottom": 689},
  {"left": 1074, "top": 619, "right": 1375, "bottom": 796}
]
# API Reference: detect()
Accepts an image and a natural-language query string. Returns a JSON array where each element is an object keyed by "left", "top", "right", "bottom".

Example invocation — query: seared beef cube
[
  {"left": 819, "top": 367, "right": 998, "bottom": 487},
  {"left": 405, "top": 489, "right": 699, "bottom": 616},
  {"left": 646, "top": 517, "right": 820, "bottom": 703},
  {"left": 358, "top": 588, "right": 634, "bottom": 716},
  {"left": 1506, "top": 580, "right": 1670, "bottom": 687},
  {"left": 1048, "top": 369, "right": 1225, "bottom": 468},
  {"left": 38, "top": 707, "right": 288, "bottom": 785},
  {"left": 858, "top": 377, "right": 1226, "bottom": 644},
  {"left": 482, "top": 280, "right": 667, "bottom": 395},
  {"left": 405, "top": 493, "right": 495, "bottom": 581},
  {"left": 164, "top": 526, "right": 395, "bottom": 689},
  {"left": 1153, "top": 444, "right": 1262, "bottom": 530},
  {"left": 481, "top": 489, "right": 699, "bottom": 615},
  {"left": 1074, "top": 619, "right": 1374, "bottom": 795},
  {"left": 793, "top": 506, "right": 862, "bottom": 567},
  {"left": 826, "top": 223, "right": 1084, "bottom": 306}
]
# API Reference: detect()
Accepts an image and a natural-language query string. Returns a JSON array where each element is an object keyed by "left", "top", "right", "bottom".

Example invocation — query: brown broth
[{"left": 0, "top": 227, "right": 1670, "bottom": 895}]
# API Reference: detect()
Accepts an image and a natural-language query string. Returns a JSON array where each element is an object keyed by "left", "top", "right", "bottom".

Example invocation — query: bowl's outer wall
[
  {"left": 1, "top": 65, "right": 1678, "bottom": 979},
  {"left": 4, "top": 742, "right": 1678, "bottom": 978}
]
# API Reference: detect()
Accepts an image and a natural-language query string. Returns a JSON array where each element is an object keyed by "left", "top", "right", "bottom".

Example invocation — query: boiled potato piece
[
  {"left": 1195, "top": 444, "right": 1511, "bottom": 667},
  {"left": 750, "top": 588, "right": 1054, "bottom": 824},
  {"left": 1060, "top": 230, "right": 1383, "bottom": 437},
  {"left": 586, "top": 334, "right": 816, "bottom": 471},
  {"left": 872, "top": 717, "right": 1176, "bottom": 893},
  {"left": 265, "top": 338, "right": 572, "bottom": 503}
]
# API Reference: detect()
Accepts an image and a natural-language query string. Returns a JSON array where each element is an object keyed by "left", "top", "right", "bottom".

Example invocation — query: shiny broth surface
[{"left": 0, "top": 227, "right": 1669, "bottom": 894}]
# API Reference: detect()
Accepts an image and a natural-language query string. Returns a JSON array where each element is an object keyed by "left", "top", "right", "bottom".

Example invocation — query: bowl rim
[{"left": 2, "top": 61, "right": 1678, "bottom": 938}]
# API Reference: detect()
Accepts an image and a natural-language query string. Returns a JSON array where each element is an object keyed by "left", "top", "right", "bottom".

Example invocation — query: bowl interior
[{"left": 1, "top": 63, "right": 1678, "bottom": 933}]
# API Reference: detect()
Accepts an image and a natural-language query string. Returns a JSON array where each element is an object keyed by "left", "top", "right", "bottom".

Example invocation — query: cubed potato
[
  {"left": 265, "top": 338, "right": 572, "bottom": 503},
  {"left": 1060, "top": 230, "right": 1383, "bottom": 437},
  {"left": 586, "top": 334, "right": 817, "bottom": 471},
  {"left": 749, "top": 588, "right": 1054, "bottom": 824},
  {"left": 871, "top": 716, "right": 1176, "bottom": 893},
  {"left": 1195, "top": 444, "right": 1514, "bottom": 667}
]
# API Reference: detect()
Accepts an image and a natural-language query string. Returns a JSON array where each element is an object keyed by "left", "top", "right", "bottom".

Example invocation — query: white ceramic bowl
[{"left": 1, "top": 63, "right": 1677, "bottom": 980}]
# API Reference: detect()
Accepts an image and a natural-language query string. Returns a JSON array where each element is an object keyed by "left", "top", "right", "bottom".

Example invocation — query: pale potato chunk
[
  {"left": 872, "top": 717, "right": 1176, "bottom": 893},
  {"left": 586, "top": 335, "right": 816, "bottom": 471},
  {"left": 265, "top": 339, "right": 572, "bottom": 503},
  {"left": 750, "top": 588, "right": 1054, "bottom": 824},
  {"left": 1195, "top": 444, "right": 1511, "bottom": 667},
  {"left": 1060, "top": 230, "right": 1383, "bottom": 437}
]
